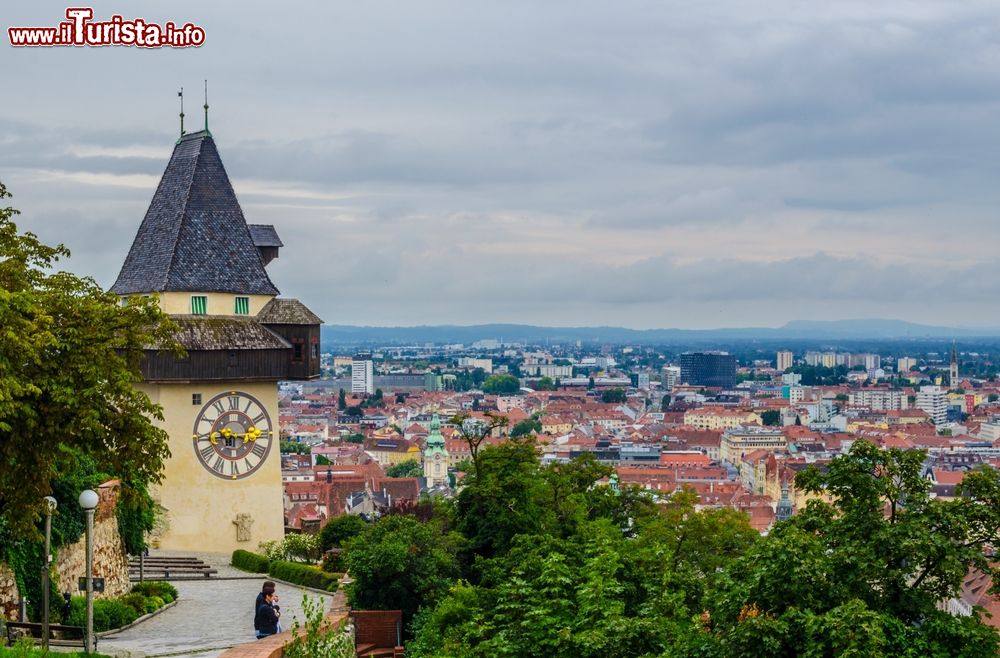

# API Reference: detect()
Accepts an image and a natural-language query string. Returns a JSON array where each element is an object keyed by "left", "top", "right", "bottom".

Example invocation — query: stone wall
[
  {"left": 55, "top": 480, "right": 130, "bottom": 599},
  {"left": 0, "top": 480, "right": 130, "bottom": 622},
  {"left": 0, "top": 563, "right": 20, "bottom": 622}
]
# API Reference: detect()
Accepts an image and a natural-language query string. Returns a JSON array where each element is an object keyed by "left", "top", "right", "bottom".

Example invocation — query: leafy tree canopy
[
  {"left": 319, "top": 514, "right": 368, "bottom": 552},
  {"left": 510, "top": 417, "right": 542, "bottom": 438},
  {"left": 601, "top": 388, "right": 627, "bottom": 403},
  {"left": 481, "top": 374, "right": 521, "bottom": 394},
  {"left": 759, "top": 409, "right": 781, "bottom": 426},
  {"left": 0, "top": 182, "right": 177, "bottom": 537},
  {"left": 386, "top": 459, "right": 423, "bottom": 478}
]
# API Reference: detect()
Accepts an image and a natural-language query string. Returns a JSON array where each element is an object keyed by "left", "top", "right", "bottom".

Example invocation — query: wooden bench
[
  {"left": 4, "top": 622, "right": 93, "bottom": 649},
  {"left": 130, "top": 567, "right": 218, "bottom": 580}
]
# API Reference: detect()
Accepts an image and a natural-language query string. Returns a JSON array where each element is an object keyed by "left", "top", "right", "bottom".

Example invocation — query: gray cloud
[{"left": 2, "top": 0, "right": 1000, "bottom": 328}]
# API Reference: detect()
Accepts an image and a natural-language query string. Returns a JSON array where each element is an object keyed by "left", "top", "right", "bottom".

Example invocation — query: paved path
[{"left": 101, "top": 553, "right": 334, "bottom": 658}]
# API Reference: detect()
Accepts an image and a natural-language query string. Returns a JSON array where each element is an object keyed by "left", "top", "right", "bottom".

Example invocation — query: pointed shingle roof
[{"left": 110, "top": 131, "right": 279, "bottom": 296}]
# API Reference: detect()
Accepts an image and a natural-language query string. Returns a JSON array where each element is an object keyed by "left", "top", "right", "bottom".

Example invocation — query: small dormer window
[
  {"left": 234, "top": 296, "right": 250, "bottom": 315},
  {"left": 191, "top": 295, "right": 208, "bottom": 315}
]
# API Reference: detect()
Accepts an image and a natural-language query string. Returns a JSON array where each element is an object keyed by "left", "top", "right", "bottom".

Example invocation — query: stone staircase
[{"left": 128, "top": 555, "right": 218, "bottom": 581}]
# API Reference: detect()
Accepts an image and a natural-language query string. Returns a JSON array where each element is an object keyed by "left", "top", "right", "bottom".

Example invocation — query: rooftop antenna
[
  {"left": 177, "top": 87, "right": 185, "bottom": 139},
  {"left": 203, "top": 79, "right": 210, "bottom": 133}
]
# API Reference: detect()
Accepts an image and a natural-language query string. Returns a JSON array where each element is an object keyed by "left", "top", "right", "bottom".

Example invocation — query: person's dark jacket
[
  {"left": 255, "top": 601, "right": 279, "bottom": 636},
  {"left": 254, "top": 592, "right": 279, "bottom": 631}
]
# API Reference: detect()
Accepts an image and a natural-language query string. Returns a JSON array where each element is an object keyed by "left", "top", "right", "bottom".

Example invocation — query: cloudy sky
[{"left": 3, "top": 1, "right": 1000, "bottom": 329}]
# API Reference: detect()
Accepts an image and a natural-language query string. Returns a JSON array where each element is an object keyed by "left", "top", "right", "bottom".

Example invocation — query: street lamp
[
  {"left": 78, "top": 489, "right": 99, "bottom": 654},
  {"left": 41, "top": 496, "right": 57, "bottom": 650}
]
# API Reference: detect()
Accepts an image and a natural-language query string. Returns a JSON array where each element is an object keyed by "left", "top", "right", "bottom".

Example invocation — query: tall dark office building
[{"left": 680, "top": 351, "right": 737, "bottom": 388}]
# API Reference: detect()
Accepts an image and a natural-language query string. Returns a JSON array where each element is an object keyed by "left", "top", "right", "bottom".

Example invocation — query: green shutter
[
  {"left": 191, "top": 296, "right": 207, "bottom": 315},
  {"left": 235, "top": 296, "right": 250, "bottom": 315}
]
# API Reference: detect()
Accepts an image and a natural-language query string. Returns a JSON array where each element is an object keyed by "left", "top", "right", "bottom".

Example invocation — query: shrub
[
  {"left": 232, "top": 549, "right": 270, "bottom": 573},
  {"left": 120, "top": 592, "right": 148, "bottom": 615},
  {"left": 258, "top": 534, "right": 319, "bottom": 564},
  {"left": 146, "top": 595, "right": 165, "bottom": 613},
  {"left": 269, "top": 560, "right": 340, "bottom": 592},
  {"left": 283, "top": 594, "right": 355, "bottom": 658},
  {"left": 66, "top": 597, "right": 141, "bottom": 632},
  {"left": 321, "top": 550, "right": 344, "bottom": 574},
  {"left": 130, "top": 581, "right": 178, "bottom": 603}
]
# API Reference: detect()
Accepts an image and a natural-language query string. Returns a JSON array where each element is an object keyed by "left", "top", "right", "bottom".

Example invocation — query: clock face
[{"left": 192, "top": 391, "right": 273, "bottom": 480}]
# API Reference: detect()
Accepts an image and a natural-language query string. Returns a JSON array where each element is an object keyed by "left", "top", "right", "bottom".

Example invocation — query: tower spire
[
  {"left": 178, "top": 87, "right": 185, "bottom": 139},
  {"left": 203, "top": 80, "right": 210, "bottom": 133}
]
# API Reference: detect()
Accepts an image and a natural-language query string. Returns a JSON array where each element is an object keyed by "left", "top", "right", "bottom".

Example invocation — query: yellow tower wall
[{"left": 138, "top": 380, "right": 284, "bottom": 554}]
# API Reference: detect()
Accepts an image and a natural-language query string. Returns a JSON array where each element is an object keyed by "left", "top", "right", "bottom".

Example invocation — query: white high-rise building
[
  {"left": 916, "top": 385, "right": 947, "bottom": 425},
  {"left": 661, "top": 365, "right": 681, "bottom": 391},
  {"left": 864, "top": 354, "right": 881, "bottom": 371},
  {"left": 351, "top": 352, "right": 374, "bottom": 394},
  {"left": 849, "top": 389, "right": 908, "bottom": 411},
  {"left": 897, "top": 357, "right": 916, "bottom": 373},
  {"left": 776, "top": 351, "right": 794, "bottom": 371}
]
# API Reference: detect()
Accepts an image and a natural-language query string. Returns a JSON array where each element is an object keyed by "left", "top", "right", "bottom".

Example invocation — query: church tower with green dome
[{"left": 423, "top": 412, "right": 450, "bottom": 487}]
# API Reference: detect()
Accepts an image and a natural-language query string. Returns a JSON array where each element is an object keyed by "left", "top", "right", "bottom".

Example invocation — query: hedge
[
  {"left": 268, "top": 560, "right": 340, "bottom": 592},
  {"left": 232, "top": 549, "right": 270, "bottom": 573},
  {"left": 66, "top": 597, "right": 138, "bottom": 631},
  {"left": 64, "top": 582, "right": 175, "bottom": 631}
]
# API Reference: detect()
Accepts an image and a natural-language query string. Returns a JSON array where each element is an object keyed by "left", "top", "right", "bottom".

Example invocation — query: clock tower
[{"left": 110, "top": 128, "right": 321, "bottom": 553}]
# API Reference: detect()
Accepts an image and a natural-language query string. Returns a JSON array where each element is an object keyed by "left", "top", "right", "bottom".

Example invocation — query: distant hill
[{"left": 320, "top": 319, "right": 999, "bottom": 346}]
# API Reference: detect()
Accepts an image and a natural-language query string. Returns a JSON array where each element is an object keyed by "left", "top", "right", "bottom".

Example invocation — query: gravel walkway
[{"left": 99, "top": 552, "right": 333, "bottom": 658}]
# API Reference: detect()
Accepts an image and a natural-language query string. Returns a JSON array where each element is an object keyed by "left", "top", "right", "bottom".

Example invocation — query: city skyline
[{"left": 4, "top": 1, "right": 1000, "bottom": 328}]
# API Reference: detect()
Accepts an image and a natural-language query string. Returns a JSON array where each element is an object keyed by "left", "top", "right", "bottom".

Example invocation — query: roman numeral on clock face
[
  {"left": 212, "top": 400, "right": 226, "bottom": 415},
  {"left": 213, "top": 456, "right": 225, "bottom": 473},
  {"left": 228, "top": 396, "right": 241, "bottom": 410},
  {"left": 251, "top": 443, "right": 267, "bottom": 459},
  {"left": 199, "top": 446, "right": 214, "bottom": 461}
]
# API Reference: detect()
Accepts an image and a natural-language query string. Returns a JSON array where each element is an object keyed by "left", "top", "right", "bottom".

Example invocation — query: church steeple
[{"left": 423, "top": 412, "right": 449, "bottom": 487}]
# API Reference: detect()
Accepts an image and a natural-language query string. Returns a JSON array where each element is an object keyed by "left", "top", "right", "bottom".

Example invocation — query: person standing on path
[
  {"left": 254, "top": 581, "right": 280, "bottom": 637},
  {"left": 255, "top": 590, "right": 281, "bottom": 639}
]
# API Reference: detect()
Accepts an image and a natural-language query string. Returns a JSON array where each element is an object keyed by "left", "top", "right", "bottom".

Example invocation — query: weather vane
[{"left": 203, "top": 80, "right": 209, "bottom": 133}]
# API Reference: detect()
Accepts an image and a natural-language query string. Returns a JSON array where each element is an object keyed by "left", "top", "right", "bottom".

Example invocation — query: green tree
[
  {"left": 345, "top": 514, "right": 461, "bottom": 626},
  {"left": 0, "top": 182, "right": 177, "bottom": 536},
  {"left": 455, "top": 437, "right": 549, "bottom": 563},
  {"left": 449, "top": 412, "right": 508, "bottom": 474},
  {"left": 319, "top": 514, "right": 368, "bottom": 552},
  {"left": 703, "top": 441, "right": 1000, "bottom": 656},
  {"left": 510, "top": 417, "right": 542, "bottom": 438},
  {"left": 601, "top": 388, "right": 627, "bottom": 403},
  {"left": 386, "top": 459, "right": 423, "bottom": 478},
  {"left": 481, "top": 374, "right": 521, "bottom": 394},
  {"left": 760, "top": 409, "right": 781, "bottom": 426},
  {"left": 343, "top": 432, "right": 365, "bottom": 444},
  {"left": 535, "top": 376, "right": 556, "bottom": 391}
]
